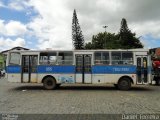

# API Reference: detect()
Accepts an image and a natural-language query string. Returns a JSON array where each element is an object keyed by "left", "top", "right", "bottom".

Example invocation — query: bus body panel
[
  {"left": 92, "top": 65, "right": 136, "bottom": 74},
  {"left": 7, "top": 65, "right": 21, "bottom": 82},
  {"left": 8, "top": 74, "right": 21, "bottom": 83},
  {"left": 92, "top": 74, "right": 136, "bottom": 84},
  {"left": 37, "top": 74, "right": 136, "bottom": 84},
  {"left": 6, "top": 49, "right": 152, "bottom": 87},
  {"left": 84, "top": 74, "right": 92, "bottom": 83},
  {"left": 75, "top": 74, "right": 82, "bottom": 83},
  {"left": 37, "top": 74, "right": 75, "bottom": 84},
  {"left": 37, "top": 65, "right": 75, "bottom": 73},
  {"left": 30, "top": 73, "right": 37, "bottom": 83}
]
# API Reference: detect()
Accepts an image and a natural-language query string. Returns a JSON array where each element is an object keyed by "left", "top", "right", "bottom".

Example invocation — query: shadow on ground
[{"left": 10, "top": 85, "right": 153, "bottom": 92}]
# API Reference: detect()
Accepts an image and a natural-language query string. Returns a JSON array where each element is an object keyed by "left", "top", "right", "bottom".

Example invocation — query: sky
[{"left": 0, "top": 0, "right": 160, "bottom": 51}]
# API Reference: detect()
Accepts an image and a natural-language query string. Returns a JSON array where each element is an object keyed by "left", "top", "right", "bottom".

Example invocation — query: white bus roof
[{"left": 8, "top": 49, "right": 149, "bottom": 53}]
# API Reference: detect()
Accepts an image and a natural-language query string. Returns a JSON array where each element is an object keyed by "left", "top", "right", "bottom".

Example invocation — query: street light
[
  {"left": 103, "top": 26, "right": 108, "bottom": 33},
  {"left": 103, "top": 26, "right": 108, "bottom": 48}
]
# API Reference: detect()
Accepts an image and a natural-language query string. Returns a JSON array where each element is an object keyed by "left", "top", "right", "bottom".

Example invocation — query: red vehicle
[
  {"left": 153, "top": 60, "right": 160, "bottom": 69},
  {"left": 150, "top": 48, "right": 160, "bottom": 85}
]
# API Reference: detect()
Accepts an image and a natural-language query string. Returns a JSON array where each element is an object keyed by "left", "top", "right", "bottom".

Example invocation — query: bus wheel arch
[
  {"left": 117, "top": 76, "right": 133, "bottom": 90},
  {"left": 118, "top": 76, "right": 134, "bottom": 84},
  {"left": 42, "top": 75, "right": 57, "bottom": 90}
]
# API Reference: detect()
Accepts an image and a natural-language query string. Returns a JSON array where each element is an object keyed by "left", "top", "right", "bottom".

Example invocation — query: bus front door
[
  {"left": 22, "top": 55, "right": 38, "bottom": 83},
  {"left": 136, "top": 56, "right": 148, "bottom": 84},
  {"left": 75, "top": 54, "right": 92, "bottom": 83}
]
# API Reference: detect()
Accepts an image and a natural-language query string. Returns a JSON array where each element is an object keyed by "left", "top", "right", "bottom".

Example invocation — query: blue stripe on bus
[
  {"left": 37, "top": 65, "right": 75, "bottom": 73},
  {"left": 92, "top": 65, "right": 137, "bottom": 74},
  {"left": 7, "top": 66, "right": 21, "bottom": 73},
  {"left": 6, "top": 65, "right": 139, "bottom": 74}
]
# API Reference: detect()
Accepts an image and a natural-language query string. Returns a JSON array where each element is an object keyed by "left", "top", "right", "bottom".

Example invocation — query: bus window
[
  {"left": 40, "top": 52, "right": 47, "bottom": 64},
  {"left": 39, "top": 52, "right": 57, "bottom": 65},
  {"left": 111, "top": 52, "right": 133, "bottom": 65},
  {"left": 102, "top": 52, "right": 109, "bottom": 64},
  {"left": 9, "top": 52, "right": 21, "bottom": 65},
  {"left": 94, "top": 52, "right": 109, "bottom": 65},
  {"left": 48, "top": 53, "right": 57, "bottom": 65},
  {"left": 122, "top": 52, "right": 133, "bottom": 65},
  {"left": 111, "top": 52, "right": 121, "bottom": 65},
  {"left": 58, "top": 52, "right": 73, "bottom": 65},
  {"left": 94, "top": 52, "right": 101, "bottom": 64}
]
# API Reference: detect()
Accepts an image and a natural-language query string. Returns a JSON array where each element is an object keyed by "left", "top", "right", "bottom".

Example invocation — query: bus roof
[{"left": 7, "top": 48, "right": 149, "bottom": 53}]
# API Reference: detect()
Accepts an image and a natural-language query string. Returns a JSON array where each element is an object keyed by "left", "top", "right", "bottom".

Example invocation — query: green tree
[
  {"left": 72, "top": 9, "right": 84, "bottom": 49},
  {"left": 85, "top": 42, "right": 93, "bottom": 49},
  {"left": 118, "top": 18, "right": 143, "bottom": 49},
  {"left": 85, "top": 32, "right": 119, "bottom": 49},
  {"left": 85, "top": 18, "right": 143, "bottom": 49}
]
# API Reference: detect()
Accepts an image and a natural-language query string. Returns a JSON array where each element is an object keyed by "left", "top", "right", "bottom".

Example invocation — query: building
[{"left": 0, "top": 46, "right": 29, "bottom": 69}]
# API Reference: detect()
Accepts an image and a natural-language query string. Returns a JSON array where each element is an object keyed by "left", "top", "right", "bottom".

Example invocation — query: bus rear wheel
[
  {"left": 118, "top": 78, "right": 131, "bottom": 90},
  {"left": 43, "top": 77, "right": 57, "bottom": 90},
  {"left": 156, "top": 80, "right": 160, "bottom": 86}
]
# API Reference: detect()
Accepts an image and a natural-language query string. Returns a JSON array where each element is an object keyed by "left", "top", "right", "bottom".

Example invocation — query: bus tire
[
  {"left": 156, "top": 79, "right": 160, "bottom": 86},
  {"left": 118, "top": 77, "right": 131, "bottom": 90},
  {"left": 43, "top": 77, "right": 57, "bottom": 90}
]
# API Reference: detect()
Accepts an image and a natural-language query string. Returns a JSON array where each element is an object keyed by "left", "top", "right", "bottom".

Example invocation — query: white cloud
[
  {"left": 26, "top": 0, "right": 160, "bottom": 49},
  {"left": 0, "top": 1, "right": 5, "bottom": 8},
  {"left": 0, "top": 37, "right": 26, "bottom": 50},
  {"left": 27, "top": 0, "right": 72, "bottom": 50},
  {"left": 5, "top": 21, "right": 27, "bottom": 36},
  {"left": 131, "top": 21, "right": 160, "bottom": 39},
  {"left": 0, "top": 20, "right": 27, "bottom": 36},
  {"left": 1, "top": 0, "right": 160, "bottom": 50},
  {"left": 0, "top": 0, "right": 29, "bottom": 11},
  {"left": 8, "top": 2, "right": 24, "bottom": 11},
  {"left": 0, "top": 20, "right": 6, "bottom": 34},
  {"left": 7, "top": 0, "right": 30, "bottom": 11}
]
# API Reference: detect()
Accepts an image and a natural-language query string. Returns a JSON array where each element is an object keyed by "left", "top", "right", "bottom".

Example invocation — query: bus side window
[
  {"left": 9, "top": 52, "right": 21, "bottom": 65},
  {"left": 111, "top": 52, "right": 133, "bottom": 65},
  {"left": 40, "top": 53, "right": 48, "bottom": 65},
  {"left": 122, "top": 52, "right": 133, "bottom": 65},
  {"left": 39, "top": 52, "right": 57, "bottom": 65},
  {"left": 94, "top": 52, "right": 109, "bottom": 65},
  {"left": 111, "top": 52, "right": 121, "bottom": 65},
  {"left": 58, "top": 52, "right": 73, "bottom": 65},
  {"left": 48, "top": 53, "right": 57, "bottom": 65},
  {"left": 94, "top": 52, "right": 102, "bottom": 65}
]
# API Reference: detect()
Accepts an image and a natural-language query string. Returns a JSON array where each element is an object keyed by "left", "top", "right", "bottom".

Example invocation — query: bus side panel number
[{"left": 113, "top": 68, "right": 129, "bottom": 72}]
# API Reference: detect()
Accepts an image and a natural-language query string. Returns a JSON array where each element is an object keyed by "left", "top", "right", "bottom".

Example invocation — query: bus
[{"left": 6, "top": 49, "right": 152, "bottom": 90}]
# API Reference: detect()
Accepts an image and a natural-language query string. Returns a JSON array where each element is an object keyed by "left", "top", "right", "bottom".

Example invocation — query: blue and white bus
[{"left": 6, "top": 49, "right": 152, "bottom": 90}]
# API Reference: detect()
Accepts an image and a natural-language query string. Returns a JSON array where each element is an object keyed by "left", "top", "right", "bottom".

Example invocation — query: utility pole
[{"left": 103, "top": 26, "right": 108, "bottom": 49}]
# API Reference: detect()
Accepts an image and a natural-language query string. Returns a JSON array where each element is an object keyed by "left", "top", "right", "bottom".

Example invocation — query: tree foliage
[
  {"left": 85, "top": 18, "right": 143, "bottom": 49},
  {"left": 72, "top": 9, "right": 84, "bottom": 49},
  {"left": 118, "top": 18, "right": 143, "bottom": 49},
  {"left": 85, "top": 32, "right": 119, "bottom": 49}
]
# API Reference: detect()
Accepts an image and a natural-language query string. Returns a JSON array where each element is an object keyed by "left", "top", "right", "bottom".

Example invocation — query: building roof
[{"left": 1, "top": 46, "right": 29, "bottom": 54}]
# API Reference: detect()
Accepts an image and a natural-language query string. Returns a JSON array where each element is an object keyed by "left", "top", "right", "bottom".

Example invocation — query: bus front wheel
[
  {"left": 118, "top": 78, "right": 131, "bottom": 90},
  {"left": 43, "top": 77, "right": 57, "bottom": 90}
]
